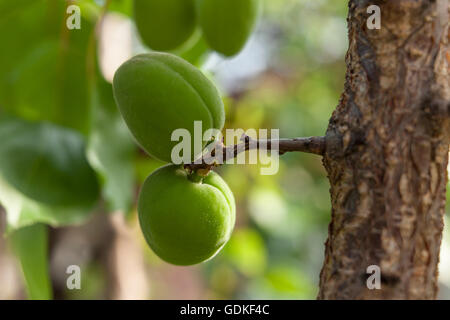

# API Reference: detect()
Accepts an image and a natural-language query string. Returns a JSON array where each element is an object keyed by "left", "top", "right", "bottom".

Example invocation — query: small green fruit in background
[
  {"left": 133, "top": 0, "right": 197, "bottom": 51},
  {"left": 138, "top": 165, "right": 235, "bottom": 266},
  {"left": 113, "top": 53, "right": 225, "bottom": 163},
  {"left": 197, "top": 0, "right": 260, "bottom": 57}
]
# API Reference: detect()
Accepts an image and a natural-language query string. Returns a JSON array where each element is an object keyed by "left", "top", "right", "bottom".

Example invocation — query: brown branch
[{"left": 184, "top": 135, "right": 326, "bottom": 172}]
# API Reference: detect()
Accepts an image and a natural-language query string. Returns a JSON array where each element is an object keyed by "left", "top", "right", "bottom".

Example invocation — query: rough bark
[{"left": 318, "top": 0, "right": 449, "bottom": 299}]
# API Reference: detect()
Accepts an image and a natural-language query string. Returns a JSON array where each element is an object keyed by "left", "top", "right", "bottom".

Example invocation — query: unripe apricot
[
  {"left": 112, "top": 53, "right": 225, "bottom": 163},
  {"left": 133, "top": 0, "right": 197, "bottom": 51},
  {"left": 197, "top": 0, "right": 260, "bottom": 57},
  {"left": 138, "top": 165, "right": 235, "bottom": 266}
]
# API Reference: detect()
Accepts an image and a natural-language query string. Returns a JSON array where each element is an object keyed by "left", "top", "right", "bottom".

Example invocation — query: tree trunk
[{"left": 318, "top": 0, "right": 449, "bottom": 299}]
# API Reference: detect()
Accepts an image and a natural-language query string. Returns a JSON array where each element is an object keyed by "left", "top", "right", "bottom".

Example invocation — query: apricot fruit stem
[
  {"left": 188, "top": 171, "right": 205, "bottom": 183},
  {"left": 184, "top": 135, "right": 326, "bottom": 173}
]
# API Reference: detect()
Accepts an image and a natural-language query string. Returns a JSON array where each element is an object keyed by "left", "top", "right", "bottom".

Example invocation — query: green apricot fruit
[
  {"left": 133, "top": 0, "right": 197, "bottom": 51},
  {"left": 138, "top": 164, "right": 235, "bottom": 266},
  {"left": 197, "top": 0, "right": 260, "bottom": 57},
  {"left": 113, "top": 53, "right": 225, "bottom": 163}
]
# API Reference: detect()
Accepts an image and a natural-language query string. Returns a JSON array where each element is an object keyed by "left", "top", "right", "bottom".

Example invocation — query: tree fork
[{"left": 318, "top": 0, "right": 449, "bottom": 299}]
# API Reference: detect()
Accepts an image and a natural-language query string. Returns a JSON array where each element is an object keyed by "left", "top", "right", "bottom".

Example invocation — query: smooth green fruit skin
[
  {"left": 134, "top": 0, "right": 197, "bottom": 51},
  {"left": 138, "top": 165, "right": 235, "bottom": 266},
  {"left": 197, "top": 0, "right": 260, "bottom": 57},
  {"left": 113, "top": 53, "right": 225, "bottom": 163}
]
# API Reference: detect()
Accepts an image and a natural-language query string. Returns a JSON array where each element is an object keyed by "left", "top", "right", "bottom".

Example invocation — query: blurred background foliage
[{"left": 0, "top": 0, "right": 449, "bottom": 300}]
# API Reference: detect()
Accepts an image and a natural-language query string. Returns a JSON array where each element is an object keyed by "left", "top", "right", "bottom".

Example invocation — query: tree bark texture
[{"left": 318, "top": 0, "right": 449, "bottom": 299}]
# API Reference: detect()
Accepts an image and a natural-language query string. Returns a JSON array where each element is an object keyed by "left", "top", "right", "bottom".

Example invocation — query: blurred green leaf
[
  {"left": 0, "top": 0, "right": 96, "bottom": 134},
  {"left": 265, "top": 266, "right": 315, "bottom": 295},
  {"left": 246, "top": 265, "right": 316, "bottom": 299},
  {"left": 10, "top": 224, "right": 52, "bottom": 300},
  {"left": 248, "top": 187, "right": 288, "bottom": 233},
  {"left": 223, "top": 228, "right": 267, "bottom": 277},
  {"left": 87, "top": 77, "right": 135, "bottom": 212},
  {"left": 108, "top": 0, "right": 133, "bottom": 16},
  {"left": 0, "top": 174, "right": 96, "bottom": 231},
  {"left": 0, "top": 117, "right": 100, "bottom": 208}
]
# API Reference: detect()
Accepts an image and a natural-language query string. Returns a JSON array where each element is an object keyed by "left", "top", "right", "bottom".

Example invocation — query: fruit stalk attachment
[{"left": 185, "top": 135, "right": 326, "bottom": 172}]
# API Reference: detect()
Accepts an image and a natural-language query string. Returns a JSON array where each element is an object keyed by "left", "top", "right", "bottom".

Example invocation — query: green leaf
[
  {"left": 0, "top": 175, "right": 96, "bottom": 231},
  {"left": 223, "top": 228, "right": 267, "bottom": 276},
  {"left": 87, "top": 77, "right": 135, "bottom": 212},
  {"left": 0, "top": 117, "right": 100, "bottom": 208},
  {"left": 265, "top": 266, "right": 315, "bottom": 296},
  {"left": 10, "top": 224, "right": 52, "bottom": 300},
  {"left": 108, "top": 0, "right": 133, "bottom": 16},
  {"left": 0, "top": 0, "right": 96, "bottom": 134}
]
